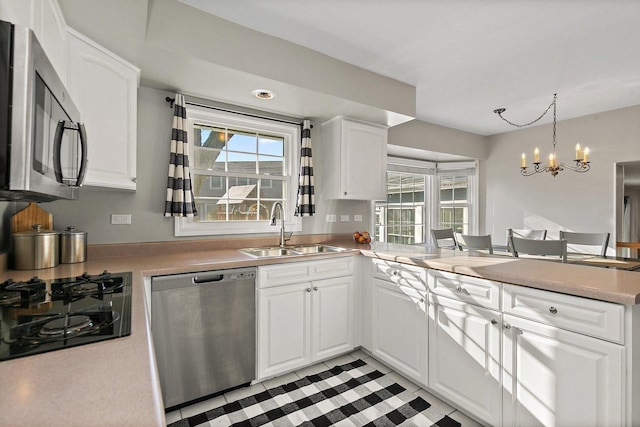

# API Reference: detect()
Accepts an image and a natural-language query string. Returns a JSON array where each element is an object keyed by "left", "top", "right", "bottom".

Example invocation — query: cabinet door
[
  {"left": 340, "top": 119, "right": 387, "bottom": 200},
  {"left": 429, "top": 294, "right": 502, "bottom": 427},
  {"left": 503, "top": 314, "right": 624, "bottom": 427},
  {"left": 311, "top": 276, "right": 354, "bottom": 361},
  {"left": 66, "top": 29, "right": 139, "bottom": 190},
  {"left": 372, "top": 278, "right": 428, "bottom": 386},
  {"left": 258, "top": 283, "right": 312, "bottom": 379}
]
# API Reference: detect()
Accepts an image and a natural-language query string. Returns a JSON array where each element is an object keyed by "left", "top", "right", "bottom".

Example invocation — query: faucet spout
[{"left": 270, "top": 202, "right": 286, "bottom": 247}]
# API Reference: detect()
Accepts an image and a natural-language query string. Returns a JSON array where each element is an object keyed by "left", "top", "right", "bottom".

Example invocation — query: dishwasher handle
[{"left": 193, "top": 273, "right": 224, "bottom": 284}]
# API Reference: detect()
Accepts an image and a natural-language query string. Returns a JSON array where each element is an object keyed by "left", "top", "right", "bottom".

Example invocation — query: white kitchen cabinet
[
  {"left": 257, "top": 258, "right": 355, "bottom": 379},
  {"left": 321, "top": 116, "right": 387, "bottom": 200},
  {"left": 502, "top": 313, "right": 624, "bottom": 427},
  {"left": 372, "top": 278, "right": 428, "bottom": 386},
  {"left": 66, "top": 28, "right": 139, "bottom": 190},
  {"left": 428, "top": 294, "right": 502, "bottom": 427}
]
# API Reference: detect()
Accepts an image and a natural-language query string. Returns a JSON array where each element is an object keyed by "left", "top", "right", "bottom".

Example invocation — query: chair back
[
  {"left": 559, "top": 231, "right": 610, "bottom": 257},
  {"left": 506, "top": 228, "right": 547, "bottom": 251},
  {"left": 456, "top": 233, "right": 493, "bottom": 254},
  {"left": 510, "top": 236, "right": 567, "bottom": 262},
  {"left": 431, "top": 228, "right": 457, "bottom": 249}
]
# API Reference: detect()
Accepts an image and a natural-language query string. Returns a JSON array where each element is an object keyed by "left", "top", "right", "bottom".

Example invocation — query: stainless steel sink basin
[
  {"left": 239, "top": 244, "right": 347, "bottom": 258},
  {"left": 289, "top": 244, "right": 346, "bottom": 254},
  {"left": 239, "top": 247, "right": 300, "bottom": 258}
]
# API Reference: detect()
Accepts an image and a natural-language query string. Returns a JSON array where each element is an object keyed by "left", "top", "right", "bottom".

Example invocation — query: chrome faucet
[{"left": 270, "top": 202, "right": 288, "bottom": 247}]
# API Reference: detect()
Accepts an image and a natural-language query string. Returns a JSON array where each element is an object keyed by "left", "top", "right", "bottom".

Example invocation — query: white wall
[{"left": 484, "top": 105, "right": 640, "bottom": 247}]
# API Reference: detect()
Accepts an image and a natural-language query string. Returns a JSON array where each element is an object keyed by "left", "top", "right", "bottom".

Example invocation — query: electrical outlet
[
  {"left": 340, "top": 215, "right": 350, "bottom": 222},
  {"left": 354, "top": 215, "right": 363, "bottom": 222},
  {"left": 326, "top": 214, "right": 336, "bottom": 223},
  {"left": 111, "top": 214, "right": 131, "bottom": 225}
]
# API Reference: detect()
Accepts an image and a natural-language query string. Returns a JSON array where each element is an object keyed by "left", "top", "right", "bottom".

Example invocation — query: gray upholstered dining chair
[
  {"left": 506, "top": 228, "right": 547, "bottom": 251},
  {"left": 456, "top": 233, "right": 493, "bottom": 254},
  {"left": 431, "top": 228, "right": 457, "bottom": 249},
  {"left": 559, "top": 231, "right": 610, "bottom": 257},
  {"left": 509, "top": 236, "right": 568, "bottom": 262}
]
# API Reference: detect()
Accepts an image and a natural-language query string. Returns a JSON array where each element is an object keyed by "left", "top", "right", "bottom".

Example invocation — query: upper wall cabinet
[
  {"left": 66, "top": 28, "right": 140, "bottom": 190},
  {"left": 322, "top": 117, "right": 388, "bottom": 200},
  {"left": 0, "top": 0, "right": 68, "bottom": 81}
]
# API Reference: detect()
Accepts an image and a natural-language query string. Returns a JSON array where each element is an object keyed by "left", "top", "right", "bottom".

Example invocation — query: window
[
  {"left": 174, "top": 105, "right": 301, "bottom": 236},
  {"left": 439, "top": 175, "right": 470, "bottom": 234},
  {"left": 374, "top": 157, "right": 477, "bottom": 244}
]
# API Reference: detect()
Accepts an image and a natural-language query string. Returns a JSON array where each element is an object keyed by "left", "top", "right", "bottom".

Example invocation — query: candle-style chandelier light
[{"left": 493, "top": 94, "right": 590, "bottom": 177}]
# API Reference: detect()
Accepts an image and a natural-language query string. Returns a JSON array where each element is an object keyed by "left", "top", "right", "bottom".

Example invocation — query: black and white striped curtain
[
  {"left": 295, "top": 120, "right": 315, "bottom": 216},
  {"left": 164, "top": 94, "right": 198, "bottom": 217}
]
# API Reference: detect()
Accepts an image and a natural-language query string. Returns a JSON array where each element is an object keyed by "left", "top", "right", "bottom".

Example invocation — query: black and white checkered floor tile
[{"left": 168, "top": 359, "right": 461, "bottom": 427}]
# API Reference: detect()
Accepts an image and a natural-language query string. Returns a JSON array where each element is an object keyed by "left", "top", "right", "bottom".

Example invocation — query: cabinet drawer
[
  {"left": 372, "top": 259, "right": 427, "bottom": 291},
  {"left": 259, "top": 257, "right": 354, "bottom": 288},
  {"left": 427, "top": 270, "right": 501, "bottom": 310},
  {"left": 503, "top": 284, "right": 625, "bottom": 344}
]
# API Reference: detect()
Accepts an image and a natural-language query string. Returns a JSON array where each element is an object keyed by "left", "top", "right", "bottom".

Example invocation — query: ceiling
[{"left": 176, "top": 0, "right": 640, "bottom": 136}]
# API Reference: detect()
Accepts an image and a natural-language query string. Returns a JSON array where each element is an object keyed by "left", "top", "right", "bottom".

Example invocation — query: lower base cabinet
[
  {"left": 372, "top": 278, "right": 428, "bottom": 386},
  {"left": 503, "top": 314, "right": 624, "bottom": 427},
  {"left": 429, "top": 294, "right": 502, "bottom": 427},
  {"left": 258, "top": 275, "right": 354, "bottom": 379}
]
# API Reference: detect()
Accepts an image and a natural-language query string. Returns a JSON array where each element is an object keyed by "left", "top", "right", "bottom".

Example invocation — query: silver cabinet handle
[
  {"left": 306, "top": 288, "right": 312, "bottom": 292},
  {"left": 392, "top": 270, "right": 400, "bottom": 276},
  {"left": 504, "top": 322, "right": 512, "bottom": 329},
  {"left": 314, "top": 286, "right": 319, "bottom": 291},
  {"left": 456, "top": 285, "right": 463, "bottom": 292},
  {"left": 491, "top": 319, "right": 498, "bottom": 325},
  {"left": 549, "top": 307, "right": 558, "bottom": 314}
]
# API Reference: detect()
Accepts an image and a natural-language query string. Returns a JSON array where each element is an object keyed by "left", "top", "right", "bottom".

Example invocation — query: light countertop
[{"left": 1, "top": 238, "right": 639, "bottom": 426}]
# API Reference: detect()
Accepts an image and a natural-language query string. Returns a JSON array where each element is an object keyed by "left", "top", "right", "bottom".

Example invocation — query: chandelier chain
[{"left": 494, "top": 94, "right": 557, "bottom": 128}]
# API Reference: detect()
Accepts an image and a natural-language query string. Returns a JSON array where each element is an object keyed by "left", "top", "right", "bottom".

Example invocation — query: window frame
[{"left": 174, "top": 105, "right": 302, "bottom": 237}]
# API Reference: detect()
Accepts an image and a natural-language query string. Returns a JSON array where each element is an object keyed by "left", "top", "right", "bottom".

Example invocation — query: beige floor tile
[
  {"left": 413, "top": 388, "right": 455, "bottom": 416},
  {"left": 261, "top": 371, "right": 299, "bottom": 389},
  {"left": 360, "top": 356, "right": 392, "bottom": 374},
  {"left": 348, "top": 348, "right": 371, "bottom": 360},
  {"left": 448, "top": 409, "right": 487, "bottom": 426},
  {"left": 295, "top": 362, "right": 332, "bottom": 378},
  {"left": 321, "top": 352, "right": 357, "bottom": 368},
  {"left": 224, "top": 382, "right": 266, "bottom": 403},
  {"left": 165, "top": 409, "right": 181, "bottom": 424},
  {"left": 384, "top": 370, "right": 422, "bottom": 393},
  {"left": 180, "top": 394, "right": 226, "bottom": 418}
]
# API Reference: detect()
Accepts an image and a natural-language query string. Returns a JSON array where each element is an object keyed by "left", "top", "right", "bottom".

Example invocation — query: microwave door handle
[
  {"left": 75, "top": 122, "right": 88, "bottom": 186},
  {"left": 53, "top": 120, "right": 65, "bottom": 184},
  {"left": 53, "top": 120, "right": 88, "bottom": 187}
]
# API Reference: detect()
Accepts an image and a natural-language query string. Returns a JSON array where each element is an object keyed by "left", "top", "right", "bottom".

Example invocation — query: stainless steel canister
[
  {"left": 12, "top": 224, "right": 59, "bottom": 270},
  {"left": 60, "top": 226, "right": 87, "bottom": 264}
]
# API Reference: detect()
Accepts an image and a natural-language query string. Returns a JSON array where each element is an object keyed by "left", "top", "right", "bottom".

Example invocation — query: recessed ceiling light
[{"left": 252, "top": 89, "right": 276, "bottom": 100}]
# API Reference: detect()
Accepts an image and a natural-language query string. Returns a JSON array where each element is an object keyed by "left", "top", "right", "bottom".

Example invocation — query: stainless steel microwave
[{"left": 0, "top": 20, "right": 87, "bottom": 201}]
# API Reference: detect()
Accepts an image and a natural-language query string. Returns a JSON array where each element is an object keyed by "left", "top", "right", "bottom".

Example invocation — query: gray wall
[
  {"left": 1, "top": 87, "right": 371, "bottom": 246},
  {"left": 484, "top": 105, "right": 640, "bottom": 246}
]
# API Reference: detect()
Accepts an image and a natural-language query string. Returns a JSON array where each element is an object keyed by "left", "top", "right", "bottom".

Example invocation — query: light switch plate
[
  {"left": 326, "top": 214, "right": 336, "bottom": 222},
  {"left": 354, "top": 215, "right": 363, "bottom": 222},
  {"left": 340, "top": 215, "right": 350, "bottom": 222}
]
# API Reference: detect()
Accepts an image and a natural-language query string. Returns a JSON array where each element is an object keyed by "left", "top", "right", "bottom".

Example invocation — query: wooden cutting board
[{"left": 11, "top": 202, "right": 53, "bottom": 233}]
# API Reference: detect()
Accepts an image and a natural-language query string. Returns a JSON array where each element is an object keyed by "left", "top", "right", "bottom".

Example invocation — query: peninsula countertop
[{"left": 1, "top": 237, "right": 639, "bottom": 427}]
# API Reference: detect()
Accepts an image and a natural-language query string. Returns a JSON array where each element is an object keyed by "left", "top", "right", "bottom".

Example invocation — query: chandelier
[{"left": 493, "top": 94, "right": 590, "bottom": 177}]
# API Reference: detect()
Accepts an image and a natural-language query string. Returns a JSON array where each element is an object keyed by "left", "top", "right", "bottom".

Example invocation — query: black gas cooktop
[{"left": 0, "top": 271, "right": 132, "bottom": 361}]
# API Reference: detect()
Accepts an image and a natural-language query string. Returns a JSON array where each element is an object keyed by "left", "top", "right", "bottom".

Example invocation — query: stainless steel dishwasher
[{"left": 151, "top": 267, "right": 256, "bottom": 409}]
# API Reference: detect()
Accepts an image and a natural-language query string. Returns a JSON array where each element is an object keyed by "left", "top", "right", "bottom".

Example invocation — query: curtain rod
[{"left": 165, "top": 96, "right": 312, "bottom": 128}]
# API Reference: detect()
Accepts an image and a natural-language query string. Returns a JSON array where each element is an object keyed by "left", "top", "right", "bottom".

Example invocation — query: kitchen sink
[{"left": 239, "top": 244, "right": 347, "bottom": 258}]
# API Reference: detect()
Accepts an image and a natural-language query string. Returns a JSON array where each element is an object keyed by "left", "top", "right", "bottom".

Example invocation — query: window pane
[
  {"left": 258, "top": 155, "right": 285, "bottom": 176},
  {"left": 192, "top": 175, "right": 226, "bottom": 198},
  {"left": 194, "top": 125, "right": 227, "bottom": 149},
  {"left": 227, "top": 152, "right": 257, "bottom": 173},
  {"left": 194, "top": 148, "right": 225, "bottom": 171},
  {"left": 259, "top": 135, "right": 284, "bottom": 156},
  {"left": 260, "top": 179, "right": 284, "bottom": 199}
]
